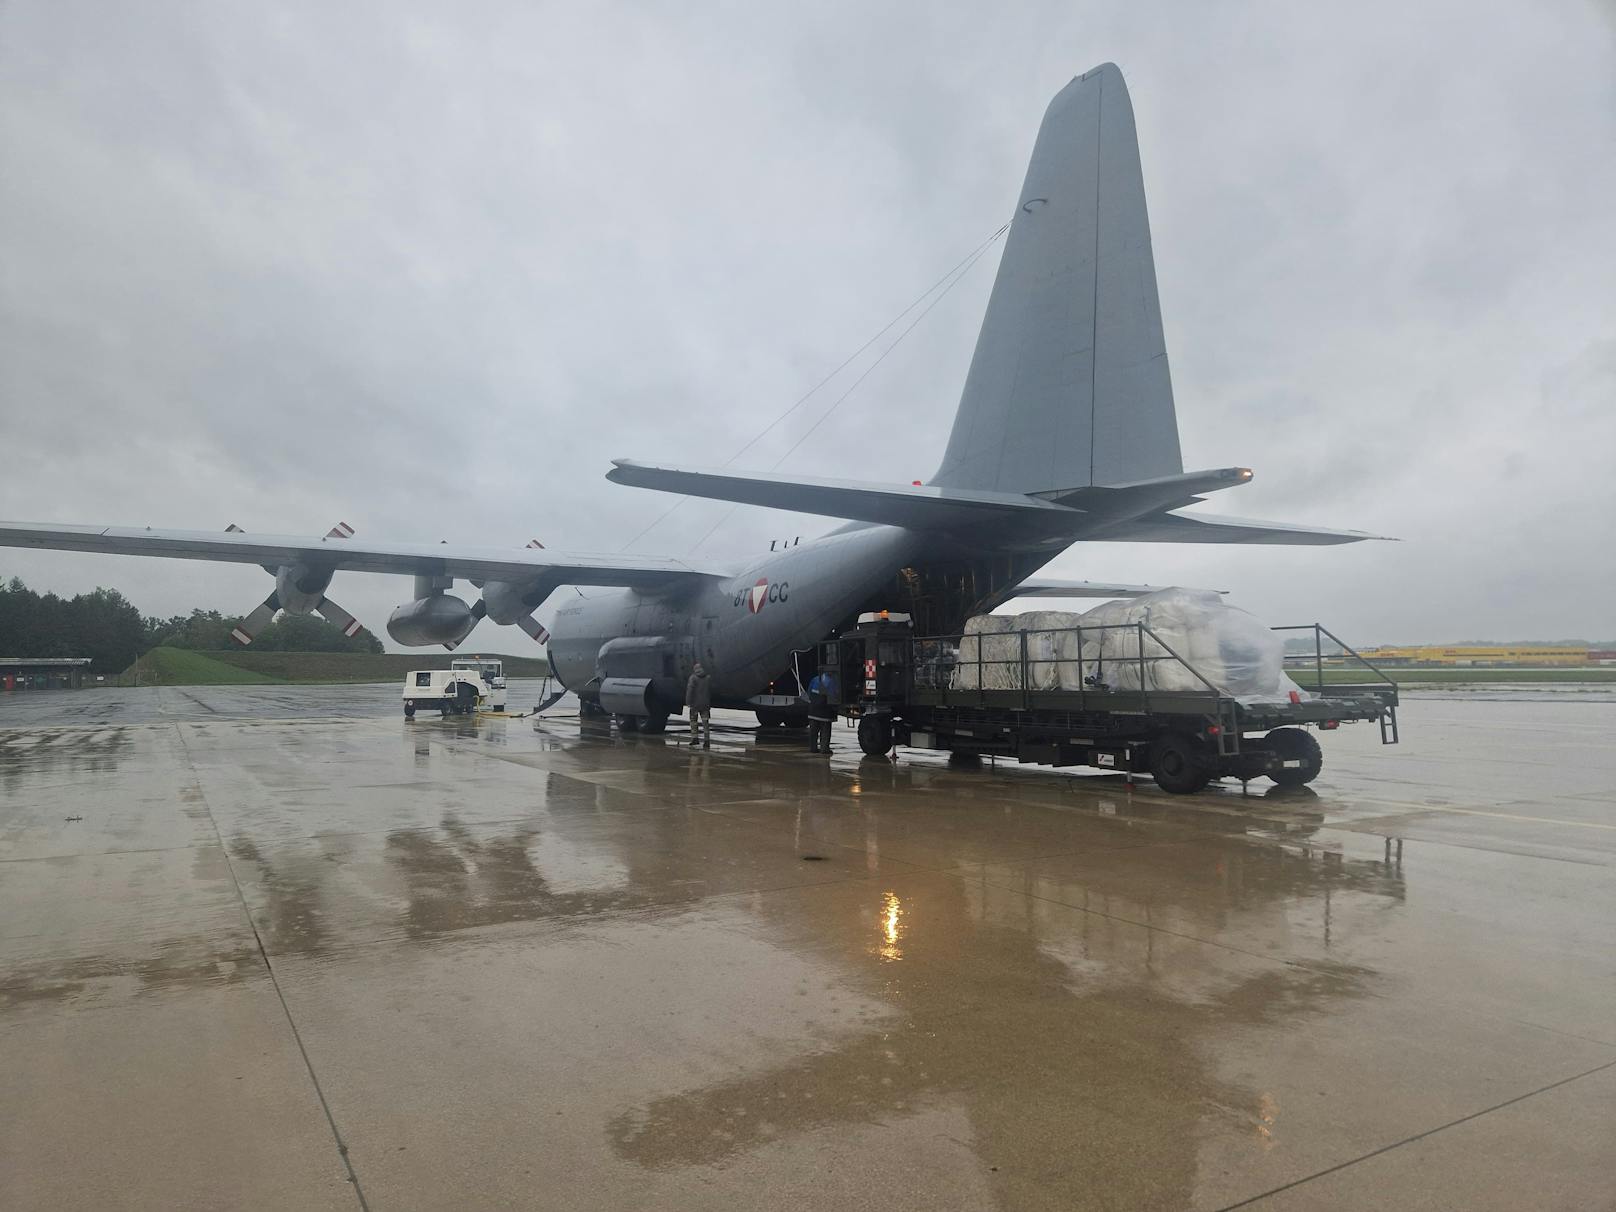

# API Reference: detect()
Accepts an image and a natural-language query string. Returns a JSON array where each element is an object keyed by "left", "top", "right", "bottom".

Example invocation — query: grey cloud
[{"left": 2, "top": 0, "right": 1612, "bottom": 644}]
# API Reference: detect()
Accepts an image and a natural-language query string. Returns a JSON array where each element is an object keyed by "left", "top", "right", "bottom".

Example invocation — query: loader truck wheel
[
  {"left": 857, "top": 714, "right": 892, "bottom": 756},
  {"left": 1150, "top": 732, "right": 1215, "bottom": 794},
  {"left": 1265, "top": 728, "right": 1323, "bottom": 786}
]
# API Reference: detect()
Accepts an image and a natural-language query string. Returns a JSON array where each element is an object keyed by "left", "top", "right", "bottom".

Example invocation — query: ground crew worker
[
  {"left": 685, "top": 661, "right": 712, "bottom": 748},
  {"left": 806, "top": 668, "right": 837, "bottom": 755}
]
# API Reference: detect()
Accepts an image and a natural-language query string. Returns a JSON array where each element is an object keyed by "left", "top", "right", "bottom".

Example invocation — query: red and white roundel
[{"left": 747, "top": 577, "right": 770, "bottom": 613}]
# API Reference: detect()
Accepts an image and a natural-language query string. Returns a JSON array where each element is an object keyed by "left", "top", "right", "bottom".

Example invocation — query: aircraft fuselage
[{"left": 547, "top": 524, "right": 930, "bottom": 707}]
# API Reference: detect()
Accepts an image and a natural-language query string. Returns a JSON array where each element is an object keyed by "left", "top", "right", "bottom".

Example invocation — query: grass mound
[
  {"left": 122, "top": 648, "right": 281, "bottom": 686},
  {"left": 210, "top": 651, "right": 548, "bottom": 683},
  {"left": 119, "top": 649, "right": 548, "bottom": 686}
]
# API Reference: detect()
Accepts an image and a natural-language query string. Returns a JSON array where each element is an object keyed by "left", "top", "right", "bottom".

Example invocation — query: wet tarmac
[{"left": 1, "top": 686, "right": 1612, "bottom": 1210}]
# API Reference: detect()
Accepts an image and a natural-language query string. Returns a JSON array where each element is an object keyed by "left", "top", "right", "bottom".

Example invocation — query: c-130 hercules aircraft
[{"left": 1, "top": 64, "right": 1385, "bottom": 731}]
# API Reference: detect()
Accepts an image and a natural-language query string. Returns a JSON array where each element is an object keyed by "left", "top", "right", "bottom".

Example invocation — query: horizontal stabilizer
[
  {"left": 1035, "top": 467, "right": 1253, "bottom": 515},
  {"left": 607, "top": 460, "right": 1071, "bottom": 530},
  {"left": 1010, "top": 578, "right": 1174, "bottom": 599},
  {"left": 1093, "top": 511, "right": 1394, "bottom": 545}
]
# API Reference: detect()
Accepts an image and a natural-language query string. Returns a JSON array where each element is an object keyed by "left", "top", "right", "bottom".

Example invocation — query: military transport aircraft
[{"left": 0, "top": 64, "right": 1385, "bottom": 732}]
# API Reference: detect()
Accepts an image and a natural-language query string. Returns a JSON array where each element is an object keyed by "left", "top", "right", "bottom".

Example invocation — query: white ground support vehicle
[
  {"left": 450, "top": 657, "right": 507, "bottom": 711},
  {"left": 403, "top": 669, "right": 491, "bottom": 718}
]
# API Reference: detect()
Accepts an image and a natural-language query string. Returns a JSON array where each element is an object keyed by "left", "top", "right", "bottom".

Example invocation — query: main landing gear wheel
[
  {"left": 617, "top": 714, "right": 640, "bottom": 733},
  {"left": 638, "top": 711, "right": 669, "bottom": 735},
  {"left": 1149, "top": 732, "right": 1215, "bottom": 794},
  {"left": 857, "top": 714, "right": 893, "bottom": 757},
  {"left": 1265, "top": 727, "right": 1323, "bottom": 787}
]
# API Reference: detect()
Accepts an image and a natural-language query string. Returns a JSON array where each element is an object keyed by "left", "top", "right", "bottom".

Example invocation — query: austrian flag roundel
[{"left": 748, "top": 577, "right": 770, "bottom": 614}]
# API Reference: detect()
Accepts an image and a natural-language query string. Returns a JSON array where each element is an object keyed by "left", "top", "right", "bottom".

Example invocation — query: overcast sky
[{"left": 3, "top": 0, "right": 1612, "bottom": 648}]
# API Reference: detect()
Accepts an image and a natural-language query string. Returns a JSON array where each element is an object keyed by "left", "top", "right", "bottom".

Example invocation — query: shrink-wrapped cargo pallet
[
  {"left": 951, "top": 589, "right": 1304, "bottom": 703},
  {"left": 1017, "top": 610, "right": 1081, "bottom": 690},
  {"left": 955, "top": 614, "right": 1020, "bottom": 689}
]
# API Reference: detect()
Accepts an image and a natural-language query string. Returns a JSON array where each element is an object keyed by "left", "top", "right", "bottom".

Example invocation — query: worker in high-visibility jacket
[{"left": 806, "top": 670, "right": 837, "bottom": 755}]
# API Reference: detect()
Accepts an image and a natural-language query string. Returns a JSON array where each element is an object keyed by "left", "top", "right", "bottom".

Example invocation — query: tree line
[{"left": 0, "top": 576, "right": 382, "bottom": 674}]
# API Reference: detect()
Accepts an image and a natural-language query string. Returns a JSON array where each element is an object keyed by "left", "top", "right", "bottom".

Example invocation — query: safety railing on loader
[
  {"left": 912, "top": 620, "right": 1228, "bottom": 713},
  {"left": 1272, "top": 623, "right": 1400, "bottom": 743}
]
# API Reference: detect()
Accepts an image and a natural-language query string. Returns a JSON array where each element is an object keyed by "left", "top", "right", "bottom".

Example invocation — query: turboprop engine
[
  {"left": 386, "top": 593, "right": 477, "bottom": 648},
  {"left": 447, "top": 540, "right": 555, "bottom": 649},
  {"left": 475, "top": 578, "right": 551, "bottom": 643},
  {"left": 227, "top": 522, "right": 366, "bottom": 645},
  {"left": 388, "top": 539, "right": 556, "bottom": 651}
]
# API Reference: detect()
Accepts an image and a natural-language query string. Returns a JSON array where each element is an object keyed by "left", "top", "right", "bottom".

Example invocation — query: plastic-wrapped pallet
[
  {"left": 1014, "top": 610, "right": 1085, "bottom": 690},
  {"left": 954, "top": 614, "right": 1017, "bottom": 689},
  {"left": 1071, "top": 588, "right": 1303, "bottom": 702}
]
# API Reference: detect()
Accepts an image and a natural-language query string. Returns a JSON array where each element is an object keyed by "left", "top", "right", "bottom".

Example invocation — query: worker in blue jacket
[{"left": 806, "top": 669, "right": 838, "bottom": 755}]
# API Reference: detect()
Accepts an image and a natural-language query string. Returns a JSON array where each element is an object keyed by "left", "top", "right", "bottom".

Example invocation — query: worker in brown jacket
[{"left": 685, "top": 662, "right": 712, "bottom": 748}]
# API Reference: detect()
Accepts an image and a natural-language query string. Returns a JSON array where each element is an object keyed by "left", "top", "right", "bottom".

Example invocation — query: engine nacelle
[
  {"left": 274, "top": 564, "right": 332, "bottom": 615},
  {"left": 598, "top": 677, "right": 658, "bottom": 717},
  {"left": 387, "top": 595, "right": 477, "bottom": 648},
  {"left": 480, "top": 580, "right": 531, "bottom": 627}
]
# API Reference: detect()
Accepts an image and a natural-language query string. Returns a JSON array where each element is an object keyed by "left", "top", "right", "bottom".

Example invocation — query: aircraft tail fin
[{"left": 933, "top": 63, "right": 1181, "bottom": 495}]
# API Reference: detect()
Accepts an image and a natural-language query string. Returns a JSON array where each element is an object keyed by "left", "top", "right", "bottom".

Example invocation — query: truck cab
[
  {"left": 449, "top": 657, "right": 507, "bottom": 711},
  {"left": 817, "top": 611, "right": 914, "bottom": 753}
]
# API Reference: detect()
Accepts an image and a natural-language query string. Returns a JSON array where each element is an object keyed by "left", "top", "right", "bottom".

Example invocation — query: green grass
[
  {"left": 210, "top": 651, "right": 549, "bottom": 684},
  {"left": 1287, "top": 666, "right": 1616, "bottom": 686},
  {"left": 120, "top": 649, "right": 549, "bottom": 686},
  {"left": 121, "top": 648, "right": 282, "bottom": 686}
]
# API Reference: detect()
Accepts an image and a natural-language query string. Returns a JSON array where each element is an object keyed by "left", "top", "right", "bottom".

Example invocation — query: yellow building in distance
[{"left": 1359, "top": 646, "right": 1591, "bottom": 667}]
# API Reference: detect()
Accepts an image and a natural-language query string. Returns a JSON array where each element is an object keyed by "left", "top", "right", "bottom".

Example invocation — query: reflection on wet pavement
[{"left": 1, "top": 687, "right": 1612, "bottom": 1210}]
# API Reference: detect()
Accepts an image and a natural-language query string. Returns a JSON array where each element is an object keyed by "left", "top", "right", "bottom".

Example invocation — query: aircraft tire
[
  {"left": 1264, "top": 728, "right": 1323, "bottom": 786},
  {"left": 1149, "top": 732, "right": 1214, "bottom": 794},
  {"left": 639, "top": 711, "right": 669, "bottom": 734},
  {"left": 857, "top": 714, "right": 892, "bottom": 757},
  {"left": 618, "top": 714, "right": 640, "bottom": 733}
]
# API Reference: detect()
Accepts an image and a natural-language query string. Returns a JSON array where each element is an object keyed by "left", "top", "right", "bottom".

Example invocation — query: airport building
[
  {"left": 1, "top": 657, "right": 94, "bottom": 690},
  {"left": 1358, "top": 645, "right": 1592, "bottom": 667}
]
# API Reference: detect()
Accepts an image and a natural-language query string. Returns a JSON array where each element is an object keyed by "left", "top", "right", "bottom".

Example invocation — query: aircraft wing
[
  {"left": 1089, "top": 511, "right": 1394, "bottom": 545},
  {"left": 606, "top": 460, "right": 1072, "bottom": 530},
  {"left": 0, "top": 522, "right": 721, "bottom": 587}
]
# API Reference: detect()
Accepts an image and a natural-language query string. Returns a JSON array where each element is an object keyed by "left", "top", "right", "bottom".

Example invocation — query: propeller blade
[
  {"left": 231, "top": 592, "right": 280, "bottom": 646},
  {"left": 315, "top": 597, "right": 364, "bottom": 639},
  {"left": 514, "top": 613, "right": 550, "bottom": 644}
]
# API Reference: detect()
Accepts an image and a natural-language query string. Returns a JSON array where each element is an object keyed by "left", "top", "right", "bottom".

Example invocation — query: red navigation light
[
  {"left": 1322, "top": 720, "right": 1340, "bottom": 730},
  {"left": 911, "top": 480, "right": 922, "bottom": 486},
  {"left": 1206, "top": 724, "right": 1221, "bottom": 736}
]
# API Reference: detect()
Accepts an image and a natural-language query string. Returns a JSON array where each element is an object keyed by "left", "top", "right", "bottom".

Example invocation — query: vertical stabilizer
[{"left": 933, "top": 64, "right": 1182, "bottom": 494}]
